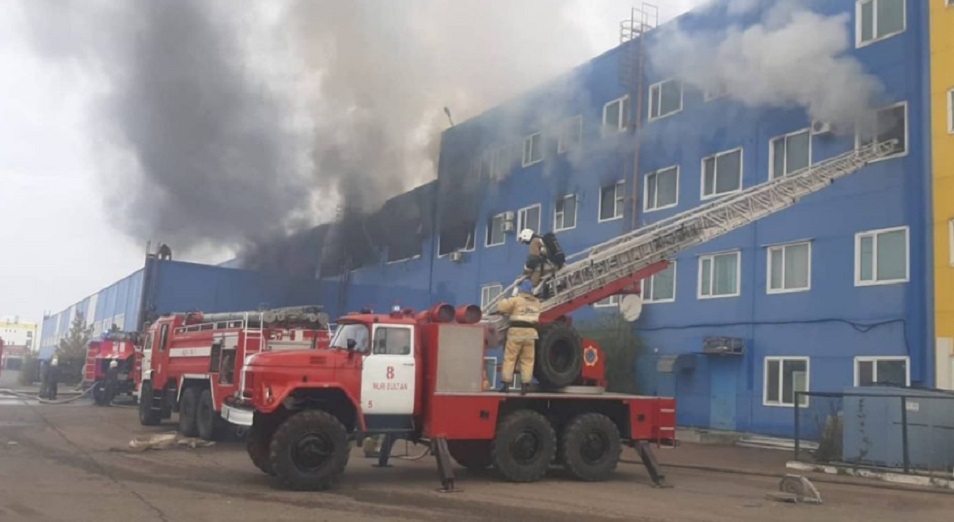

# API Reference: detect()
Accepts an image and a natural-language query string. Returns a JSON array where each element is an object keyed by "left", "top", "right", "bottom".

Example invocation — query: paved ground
[{"left": 0, "top": 372, "right": 951, "bottom": 521}]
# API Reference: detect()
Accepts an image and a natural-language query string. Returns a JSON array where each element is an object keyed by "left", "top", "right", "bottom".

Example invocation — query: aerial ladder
[{"left": 482, "top": 139, "right": 900, "bottom": 332}]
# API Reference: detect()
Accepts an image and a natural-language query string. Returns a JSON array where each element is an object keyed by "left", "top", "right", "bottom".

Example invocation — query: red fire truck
[
  {"left": 85, "top": 330, "right": 142, "bottom": 406},
  {"left": 137, "top": 306, "right": 332, "bottom": 441},
  {"left": 221, "top": 140, "right": 896, "bottom": 492}
]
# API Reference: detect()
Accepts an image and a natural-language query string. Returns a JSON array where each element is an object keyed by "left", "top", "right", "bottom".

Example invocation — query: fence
[{"left": 793, "top": 388, "right": 954, "bottom": 476}]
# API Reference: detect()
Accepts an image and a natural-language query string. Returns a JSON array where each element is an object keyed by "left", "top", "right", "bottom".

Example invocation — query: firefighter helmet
[
  {"left": 518, "top": 228, "right": 534, "bottom": 243},
  {"left": 109, "top": 360, "right": 118, "bottom": 369}
]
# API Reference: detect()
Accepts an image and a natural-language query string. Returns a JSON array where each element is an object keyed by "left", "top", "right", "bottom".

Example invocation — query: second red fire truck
[
  {"left": 137, "top": 306, "right": 331, "bottom": 441},
  {"left": 85, "top": 330, "right": 142, "bottom": 406}
]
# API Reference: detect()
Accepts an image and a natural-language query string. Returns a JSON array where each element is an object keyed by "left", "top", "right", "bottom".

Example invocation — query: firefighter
[
  {"left": 518, "top": 228, "right": 546, "bottom": 286},
  {"left": 495, "top": 279, "right": 541, "bottom": 394},
  {"left": 47, "top": 356, "right": 60, "bottom": 400},
  {"left": 104, "top": 359, "right": 119, "bottom": 406}
]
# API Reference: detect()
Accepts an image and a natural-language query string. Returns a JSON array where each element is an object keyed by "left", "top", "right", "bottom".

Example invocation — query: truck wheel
[
  {"left": 534, "top": 323, "right": 583, "bottom": 388},
  {"left": 197, "top": 389, "right": 227, "bottom": 441},
  {"left": 179, "top": 388, "right": 199, "bottom": 437},
  {"left": 491, "top": 410, "right": 556, "bottom": 482},
  {"left": 138, "top": 382, "right": 161, "bottom": 426},
  {"left": 269, "top": 410, "right": 350, "bottom": 491},
  {"left": 559, "top": 413, "right": 621, "bottom": 482},
  {"left": 447, "top": 440, "right": 492, "bottom": 470},
  {"left": 247, "top": 419, "right": 277, "bottom": 475}
]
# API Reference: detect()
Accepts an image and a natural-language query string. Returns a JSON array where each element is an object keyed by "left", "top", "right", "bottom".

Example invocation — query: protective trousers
[{"left": 502, "top": 328, "right": 537, "bottom": 387}]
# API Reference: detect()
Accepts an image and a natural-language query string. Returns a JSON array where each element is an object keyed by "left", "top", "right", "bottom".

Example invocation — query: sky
[{"left": 0, "top": 1, "right": 707, "bottom": 325}]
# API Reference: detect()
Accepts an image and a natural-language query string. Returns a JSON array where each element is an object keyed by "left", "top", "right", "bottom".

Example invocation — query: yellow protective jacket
[
  {"left": 529, "top": 237, "right": 546, "bottom": 258},
  {"left": 497, "top": 292, "right": 542, "bottom": 340}
]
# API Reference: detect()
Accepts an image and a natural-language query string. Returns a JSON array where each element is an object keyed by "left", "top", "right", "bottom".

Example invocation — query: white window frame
[
  {"left": 855, "top": 101, "right": 908, "bottom": 161},
  {"left": 602, "top": 95, "right": 629, "bottom": 133},
  {"left": 593, "top": 295, "right": 620, "bottom": 308},
  {"left": 769, "top": 128, "right": 812, "bottom": 179},
  {"left": 700, "top": 147, "right": 744, "bottom": 200},
  {"left": 480, "top": 284, "right": 503, "bottom": 309},
  {"left": 485, "top": 213, "right": 507, "bottom": 248},
  {"left": 517, "top": 204, "right": 541, "bottom": 234},
  {"left": 648, "top": 78, "right": 683, "bottom": 121},
  {"left": 436, "top": 225, "right": 476, "bottom": 258},
  {"left": 853, "top": 356, "right": 911, "bottom": 387},
  {"left": 522, "top": 132, "right": 543, "bottom": 167},
  {"left": 558, "top": 115, "right": 583, "bottom": 154},
  {"left": 553, "top": 194, "right": 578, "bottom": 232},
  {"left": 854, "top": 225, "right": 910, "bottom": 286},
  {"left": 697, "top": 250, "right": 741, "bottom": 299},
  {"left": 763, "top": 356, "right": 810, "bottom": 408},
  {"left": 643, "top": 165, "right": 680, "bottom": 212},
  {"left": 598, "top": 180, "right": 625, "bottom": 223},
  {"left": 766, "top": 241, "right": 812, "bottom": 294},
  {"left": 855, "top": 0, "right": 906, "bottom": 48},
  {"left": 948, "top": 88, "right": 954, "bottom": 134},
  {"left": 642, "top": 261, "right": 677, "bottom": 304}
]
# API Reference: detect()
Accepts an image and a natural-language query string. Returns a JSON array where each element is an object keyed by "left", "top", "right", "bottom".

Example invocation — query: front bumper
[{"left": 220, "top": 401, "right": 254, "bottom": 427}]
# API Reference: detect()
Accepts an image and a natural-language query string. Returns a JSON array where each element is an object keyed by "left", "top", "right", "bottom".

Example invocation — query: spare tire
[{"left": 534, "top": 322, "right": 583, "bottom": 388}]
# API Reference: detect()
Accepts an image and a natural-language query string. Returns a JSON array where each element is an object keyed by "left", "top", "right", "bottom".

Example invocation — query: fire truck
[
  {"left": 85, "top": 330, "right": 142, "bottom": 406},
  {"left": 137, "top": 306, "right": 332, "bottom": 441},
  {"left": 222, "top": 140, "right": 898, "bottom": 492}
]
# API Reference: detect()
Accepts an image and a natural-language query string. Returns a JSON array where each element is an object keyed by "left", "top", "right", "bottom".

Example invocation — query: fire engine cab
[{"left": 138, "top": 306, "right": 331, "bottom": 441}]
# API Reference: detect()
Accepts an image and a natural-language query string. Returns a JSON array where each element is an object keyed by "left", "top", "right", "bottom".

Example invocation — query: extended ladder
[{"left": 482, "top": 139, "right": 899, "bottom": 332}]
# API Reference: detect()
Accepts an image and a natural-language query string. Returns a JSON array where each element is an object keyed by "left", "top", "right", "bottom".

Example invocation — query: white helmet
[
  {"left": 109, "top": 360, "right": 118, "bottom": 369},
  {"left": 518, "top": 228, "right": 534, "bottom": 243},
  {"left": 51, "top": 356, "right": 59, "bottom": 366}
]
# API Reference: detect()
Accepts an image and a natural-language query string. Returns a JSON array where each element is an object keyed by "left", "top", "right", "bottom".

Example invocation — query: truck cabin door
[
  {"left": 139, "top": 327, "right": 156, "bottom": 382},
  {"left": 360, "top": 324, "right": 416, "bottom": 431}
]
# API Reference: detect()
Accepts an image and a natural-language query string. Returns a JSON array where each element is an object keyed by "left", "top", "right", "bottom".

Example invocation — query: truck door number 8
[{"left": 386, "top": 366, "right": 394, "bottom": 379}]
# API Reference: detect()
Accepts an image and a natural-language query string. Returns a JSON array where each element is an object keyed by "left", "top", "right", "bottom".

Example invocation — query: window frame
[
  {"left": 598, "top": 180, "right": 626, "bottom": 223},
  {"left": 480, "top": 284, "right": 503, "bottom": 309},
  {"left": 697, "top": 250, "right": 742, "bottom": 299},
  {"left": 602, "top": 95, "right": 629, "bottom": 133},
  {"left": 558, "top": 115, "right": 583, "bottom": 154},
  {"left": 855, "top": 0, "right": 906, "bottom": 48},
  {"left": 853, "top": 356, "right": 911, "bottom": 387},
  {"left": 648, "top": 78, "right": 684, "bottom": 121},
  {"left": 766, "top": 241, "right": 812, "bottom": 294},
  {"left": 522, "top": 132, "right": 543, "bottom": 167},
  {"left": 855, "top": 101, "right": 909, "bottom": 161},
  {"left": 485, "top": 212, "right": 507, "bottom": 248},
  {"left": 700, "top": 147, "right": 744, "bottom": 200},
  {"left": 854, "top": 225, "right": 910, "bottom": 286},
  {"left": 553, "top": 194, "right": 578, "bottom": 232},
  {"left": 643, "top": 165, "right": 680, "bottom": 212},
  {"left": 642, "top": 261, "right": 677, "bottom": 304},
  {"left": 593, "top": 295, "right": 620, "bottom": 308},
  {"left": 517, "top": 203, "right": 542, "bottom": 234},
  {"left": 763, "top": 356, "right": 811, "bottom": 408},
  {"left": 769, "top": 128, "right": 813, "bottom": 180}
]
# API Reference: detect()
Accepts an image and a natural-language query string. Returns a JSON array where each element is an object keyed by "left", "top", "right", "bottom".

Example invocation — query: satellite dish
[{"left": 619, "top": 294, "right": 643, "bottom": 322}]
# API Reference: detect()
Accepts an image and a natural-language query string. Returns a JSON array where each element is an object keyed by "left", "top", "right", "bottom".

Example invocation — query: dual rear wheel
[{"left": 177, "top": 387, "right": 228, "bottom": 441}]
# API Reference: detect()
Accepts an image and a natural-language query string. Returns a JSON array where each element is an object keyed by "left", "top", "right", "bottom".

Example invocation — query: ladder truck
[
  {"left": 137, "top": 306, "right": 331, "bottom": 441},
  {"left": 222, "top": 140, "right": 898, "bottom": 492}
]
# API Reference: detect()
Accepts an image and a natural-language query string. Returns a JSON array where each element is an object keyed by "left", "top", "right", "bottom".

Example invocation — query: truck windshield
[{"left": 329, "top": 323, "right": 369, "bottom": 352}]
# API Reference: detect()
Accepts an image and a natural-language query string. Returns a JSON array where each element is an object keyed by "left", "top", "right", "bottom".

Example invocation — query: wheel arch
[{"left": 285, "top": 387, "right": 363, "bottom": 433}]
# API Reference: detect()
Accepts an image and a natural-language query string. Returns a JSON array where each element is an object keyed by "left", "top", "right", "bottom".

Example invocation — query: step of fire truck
[{"left": 481, "top": 139, "right": 898, "bottom": 331}]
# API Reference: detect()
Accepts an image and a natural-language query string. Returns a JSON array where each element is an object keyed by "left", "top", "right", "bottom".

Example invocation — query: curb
[{"left": 786, "top": 461, "right": 954, "bottom": 492}]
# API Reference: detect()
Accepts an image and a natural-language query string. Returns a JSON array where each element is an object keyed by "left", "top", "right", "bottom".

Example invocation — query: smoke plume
[{"left": 648, "top": 0, "right": 886, "bottom": 133}]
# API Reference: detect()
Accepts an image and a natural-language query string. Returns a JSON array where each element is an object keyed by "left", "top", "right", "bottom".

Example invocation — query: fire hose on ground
[{"left": 0, "top": 384, "right": 96, "bottom": 405}]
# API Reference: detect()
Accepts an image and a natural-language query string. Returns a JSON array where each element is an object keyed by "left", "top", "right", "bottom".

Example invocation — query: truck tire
[
  {"left": 534, "top": 323, "right": 583, "bottom": 388},
  {"left": 559, "top": 413, "right": 620, "bottom": 482},
  {"left": 138, "top": 382, "right": 161, "bottom": 426},
  {"left": 247, "top": 419, "right": 278, "bottom": 475},
  {"left": 447, "top": 440, "right": 492, "bottom": 470},
  {"left": 197, "top": 389, "right": 228, "bottom": 441},
  {"left": 178, "top": 387, "right": 199, "bottom": 437},
  {"left": 491, "top": 409, "right": 556, "bottom": 482},
  {"left": 268, "top": 410, "right": 350, "bottom": 491}
]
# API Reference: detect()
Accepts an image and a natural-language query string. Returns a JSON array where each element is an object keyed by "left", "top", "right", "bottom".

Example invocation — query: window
[
  {"left": 481, "top": 284, "right": 503, "bottom": 308},
  {"left": 642, "top": 262, "right": 676, "bottom": 303},
  {"left": 485, "top": 213, "right": 507, "bottom": 247},
  {"left": 698, "top": 251, "right": 740, "bottom": 298},
  {"left": 372, "top": 326, "right": 412, "bottom": 355},
  {"left": 856, "top": 0, "right": 905, "bottom": 47},
  {"left": 558, "top": 115, "right": 582, "bottom": 153},
  {"left": 948, "top": 89, "right": 954, "bottom": 134},
  {"left": 644, "top": 166, "right": 679, "bottom": 211},
  {"left": 855, "top": 226, "right": 909, "bottom": 285},
  {"left": 523, "top": 132, "right": 543, "bottom": 167},
  {"left": 599, "top": 181, "right": 625, "bottom": 222},
  {"left": 158, "top": 324, "right": 169, "bottom": 352},
  {"left": 701, "top": 148, "right": 743, "bottom": 199},
  {"left": 554, "top": 194, "right": 577, "bottom": 231},
  {"left": 603, "top": 95, "right": 629, "bottom": 132},
  {"left": 594, "top": 295, "right": 619, "bottom": 308},
  {"left": 648, "top": 79, "right": 683, "bottom": 120},
  {"left": 856, "top": 102, "right": 907, "bottom": 157},
  {"left": 767, "top": 242, "right": 811, "bottom": 293},
  {"left": 518, "top": 204, "right": 541, "bottom": 234},
  {"left": 764, "top": 357, "right": 809, "bottom": 407},
  {"left": 855, "top": 356, "right": 910, "bottom": 387},
  {"left": 491, "top": 146, "right": 511, "bottom": 179},
  {"left": 770, "top": 129, "right": 811, "bottom": 179}
]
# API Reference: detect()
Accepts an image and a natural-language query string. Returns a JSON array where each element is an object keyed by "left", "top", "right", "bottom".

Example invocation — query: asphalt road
[{"left": 0, "top": 384, "right": 951, "bottom": 521}]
